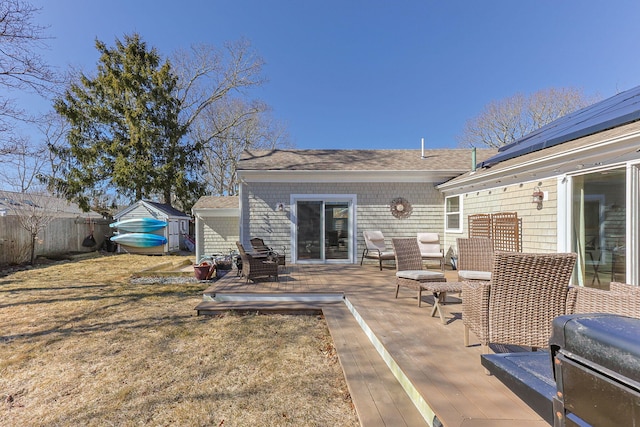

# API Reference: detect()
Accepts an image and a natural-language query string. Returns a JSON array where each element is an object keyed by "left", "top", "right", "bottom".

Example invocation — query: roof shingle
[
  {"left": 239, "top": 149, "right": 496, "bottom": 172},
  {"left": 192, "top": 196, "right": 239, "bottom": 210}
]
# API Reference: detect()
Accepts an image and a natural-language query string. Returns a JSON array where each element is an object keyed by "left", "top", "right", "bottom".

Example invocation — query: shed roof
[
  {"left": 143, "top": 201, "right": 190, "bottom": 218},
  {"left": 114, "top": 200, "right": 190, "bottom": 219},
  {"left": 239, "top": 149, "right": 496, "bottom": 172},
  {"left": 192, "top": 196, "right": 239, "bottom": 210}
]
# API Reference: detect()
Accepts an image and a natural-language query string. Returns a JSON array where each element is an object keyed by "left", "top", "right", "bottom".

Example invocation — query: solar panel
[{"left": 479, "top": 85, "right": 640, "bottom": 168}]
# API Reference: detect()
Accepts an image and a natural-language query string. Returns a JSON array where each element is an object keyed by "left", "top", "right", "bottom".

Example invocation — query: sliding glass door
[
  {"left": 294, "top": 196, "right": 354, "bottom": 263},
  {"left": 572, "top": 169, "right": 626, "bottom": 288}
]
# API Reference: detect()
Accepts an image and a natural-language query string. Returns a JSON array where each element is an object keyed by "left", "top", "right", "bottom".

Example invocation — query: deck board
[
  {"left": 324, "top": 304, "right": 428, "bottom": 426},
  {"left": 197, "top": 264, "right": 549, "bottom": 427}
]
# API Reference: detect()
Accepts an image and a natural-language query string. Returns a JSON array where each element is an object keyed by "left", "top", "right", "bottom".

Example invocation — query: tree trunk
[{"left": 30, "top": 233, "right": 37, "bottom": 265}]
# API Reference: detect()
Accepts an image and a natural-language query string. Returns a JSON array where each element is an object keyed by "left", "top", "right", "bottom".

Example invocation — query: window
[{"left": 445, "top": 195, "right": 462, "bottom": 232}]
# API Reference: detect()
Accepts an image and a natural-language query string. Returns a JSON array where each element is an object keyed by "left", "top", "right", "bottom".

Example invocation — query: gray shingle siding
[{"left": 241, "top": 181, "right": 444, "bottom": 264}]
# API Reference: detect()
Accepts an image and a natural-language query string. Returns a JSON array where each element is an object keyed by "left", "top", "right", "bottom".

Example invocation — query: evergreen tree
[{"left": 51, "top": 33, "right": 204, "bottom": 212}]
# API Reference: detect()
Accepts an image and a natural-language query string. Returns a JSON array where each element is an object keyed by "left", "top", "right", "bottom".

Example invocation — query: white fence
[{"left": 0, "top": 216, "right": 111, "bottom": 265}]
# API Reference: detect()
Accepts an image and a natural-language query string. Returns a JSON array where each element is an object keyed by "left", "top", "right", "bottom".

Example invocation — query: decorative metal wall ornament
[{"left": 390, "top": 197, "right": 413, "bottom": 219}]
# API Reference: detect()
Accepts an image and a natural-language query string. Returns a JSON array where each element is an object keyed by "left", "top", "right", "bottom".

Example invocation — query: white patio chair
[{"left": 360, "top": 230, "right": 395, "bottom": 270}]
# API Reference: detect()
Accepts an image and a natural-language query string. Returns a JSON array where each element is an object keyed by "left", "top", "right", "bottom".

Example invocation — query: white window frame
[
  {"left": 560, "top": 162, "right": 638, "bottom": 286},
  {"left": 445, "top": 195, "right": 463, "bottom": 233},
  {"left": 290, "top": 194, "right": 357, "bottom": 264}
]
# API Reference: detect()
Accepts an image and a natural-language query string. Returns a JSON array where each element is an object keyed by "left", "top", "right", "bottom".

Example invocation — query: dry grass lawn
[{"left": 0, "top": 254, "right": 359, "bottom": 426}]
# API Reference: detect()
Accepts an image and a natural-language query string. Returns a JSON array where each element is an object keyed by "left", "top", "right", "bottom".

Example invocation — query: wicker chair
[
  {"left": 236, "top": 241, "right": 278, "bottom": 283},
  {"left": 462, "top": 251, "right": 577, "bottom": 353},
  {"left": 392, "top": 238, "right": 462, "bottom": 323},
  {"left": 456, "top": 237, "right": 494, "bottom": 282},
  {"left": 566, "top": 282, "right": 640, "bottom": 318},
  {"left": 249, "top": 237, "right": 285, "bottom": 266},
  {"left": 361, "top": 231, "right": 396, "bottom": 270},
  {"left": 416, "top": 232, "right": 445, "bottom": 271}
]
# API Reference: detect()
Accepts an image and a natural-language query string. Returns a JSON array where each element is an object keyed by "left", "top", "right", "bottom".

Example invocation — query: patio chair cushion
[
  {"left": 367, "top": 230, "right": 385, "bottom": 241},
  {"left": 396, "top": 270, "right": 445, "bottom": 281},
  {"left": 369, "top": 250, "right": 396, "bottom": 260},
  {"left": 365, "top": 231, "right": 387, "bottom": 251},
  {"left": 458, "top": 270, "right": 492, "bottom": 281},
  {"left": 417, "top": 233, "right": 440, "bottom": 248},
  {"left": 420, "top": 251, "right": 444, "bottom": 258}
]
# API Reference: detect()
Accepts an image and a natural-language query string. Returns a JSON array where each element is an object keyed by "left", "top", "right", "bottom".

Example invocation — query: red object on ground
[{"left": 194, "top": 261, "right": 216, "bottom": 280}]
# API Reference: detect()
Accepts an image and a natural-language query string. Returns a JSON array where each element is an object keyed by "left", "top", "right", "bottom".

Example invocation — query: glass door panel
[
  {"left": 572, "top": 169, "right": 626, "bottom": 288},
  {"left": 296, "top": 201, "right": 322, "bottom": 261},
  {"left": 325, "top": 202, "right": 350, "bottom": 260}
]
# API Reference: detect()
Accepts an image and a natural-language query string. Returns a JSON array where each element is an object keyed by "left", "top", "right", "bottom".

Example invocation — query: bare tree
[
  {"left": 0, "top": 135, "right": 49, "bottom": 192},
  {"left": 0, "top": 190, "right": 57, "bottom": 264},
  {"left": 457, "top": 87, "right": 599, "bottom": 148},
  {"left": 172, "top": 39, "right": 266, "bottom": 129},
  {"left": 0, "top": 0, "right": 57, "bottom": 151},
  {"left": 172, "top": 39, "right": 291, "bottom": 195},
  {"left": 192, "top": 97, "right": 291, "bottom": 195},
  {"left": 38, "top": 110, "right": 69, "bottom": 186}
]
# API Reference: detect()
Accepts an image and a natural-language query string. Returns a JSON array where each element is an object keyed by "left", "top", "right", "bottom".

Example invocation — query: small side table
[{"left": 419, "top": 281, "right": 463, "bottom": 324}]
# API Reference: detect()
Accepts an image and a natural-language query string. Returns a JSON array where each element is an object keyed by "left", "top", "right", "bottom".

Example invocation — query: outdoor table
[{"left": 419, "top": 281, "right": 463, "bottom": 324}]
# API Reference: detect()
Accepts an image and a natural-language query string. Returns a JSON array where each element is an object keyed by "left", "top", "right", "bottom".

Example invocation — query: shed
[
  {"left": 191, "top": 196, "right": 240, "bottom": 262},
  {"left": 112, "top": 200, "right": 191, "bottom": 254}
]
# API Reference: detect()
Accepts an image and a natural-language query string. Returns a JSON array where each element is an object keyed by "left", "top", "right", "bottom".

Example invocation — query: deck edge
[{"left": 344, "top": 296, "right": 438, "bottom": 427}]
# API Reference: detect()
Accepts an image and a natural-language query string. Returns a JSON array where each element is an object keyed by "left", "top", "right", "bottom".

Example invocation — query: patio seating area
[{"left": 195, "top": 263, "right": 550, "bottom": 427}]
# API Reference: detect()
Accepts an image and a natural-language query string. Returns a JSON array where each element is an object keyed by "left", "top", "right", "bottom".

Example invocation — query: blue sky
[{"left": 23, "top": 0, "right": 640, "bottom": 149}]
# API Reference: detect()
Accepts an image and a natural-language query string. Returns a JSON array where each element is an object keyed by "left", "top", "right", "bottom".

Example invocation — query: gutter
[{"left": 438, "top": 130, "right": 640, "bottom": 193}]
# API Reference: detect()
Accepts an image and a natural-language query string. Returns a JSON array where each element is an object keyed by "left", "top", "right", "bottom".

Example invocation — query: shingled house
[
  {"left": 195, "top": 86, "right": 640, "bottom": 288},
  {"left": 235, "top": 149, "right": 494, "bottom": 265}
]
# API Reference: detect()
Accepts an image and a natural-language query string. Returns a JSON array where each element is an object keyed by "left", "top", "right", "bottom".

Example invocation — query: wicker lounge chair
[
  {"left": 360, "top": 231, "right": 395, "bottom": 270},
  {"left": 456, "top": 237, "right": 494, "bottom": 282},
  {"left": 416, "top": 232, "right": 445, "bottom": 271},
  {"left": 236, "top": 241, "right": 279, "bottom": 283},
  {"left": 249, "top": 237, "right": 285, "bottom": 266},
  {"left": 462, "top": 251, "right": 577, "bottom": 353},
  {"left": 392, "top": 238, "right": 461, "bottom": 323}
]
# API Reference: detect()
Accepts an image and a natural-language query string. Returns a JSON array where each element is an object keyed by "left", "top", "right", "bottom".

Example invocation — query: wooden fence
[{"left": 0, "top": 216, "right": 111, "bottom": 265}]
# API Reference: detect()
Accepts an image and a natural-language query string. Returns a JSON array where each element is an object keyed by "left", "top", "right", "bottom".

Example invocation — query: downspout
[{"left": 193, "top": 211, "right": 202, "bottom": 263}]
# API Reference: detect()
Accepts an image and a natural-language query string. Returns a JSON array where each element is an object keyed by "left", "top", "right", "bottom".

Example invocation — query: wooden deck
[{"left": 195, "top": 264, "right": 548, "bottom": 427}]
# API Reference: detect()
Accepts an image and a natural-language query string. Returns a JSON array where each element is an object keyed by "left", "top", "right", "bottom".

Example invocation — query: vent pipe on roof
[
  {"left": 421, "top": 138, "right": 425, "bottom": 158},
  {"left": 471, "top": 147, "right": 477, "bottom": 172}
]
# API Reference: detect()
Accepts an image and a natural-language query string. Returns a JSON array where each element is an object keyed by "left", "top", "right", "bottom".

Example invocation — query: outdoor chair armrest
[
  {"left": 566, "top": 286, "right": 640, "bottom": 318},
  {"left": 462, "top": 281, "right": 491, "bottom": 348}
]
